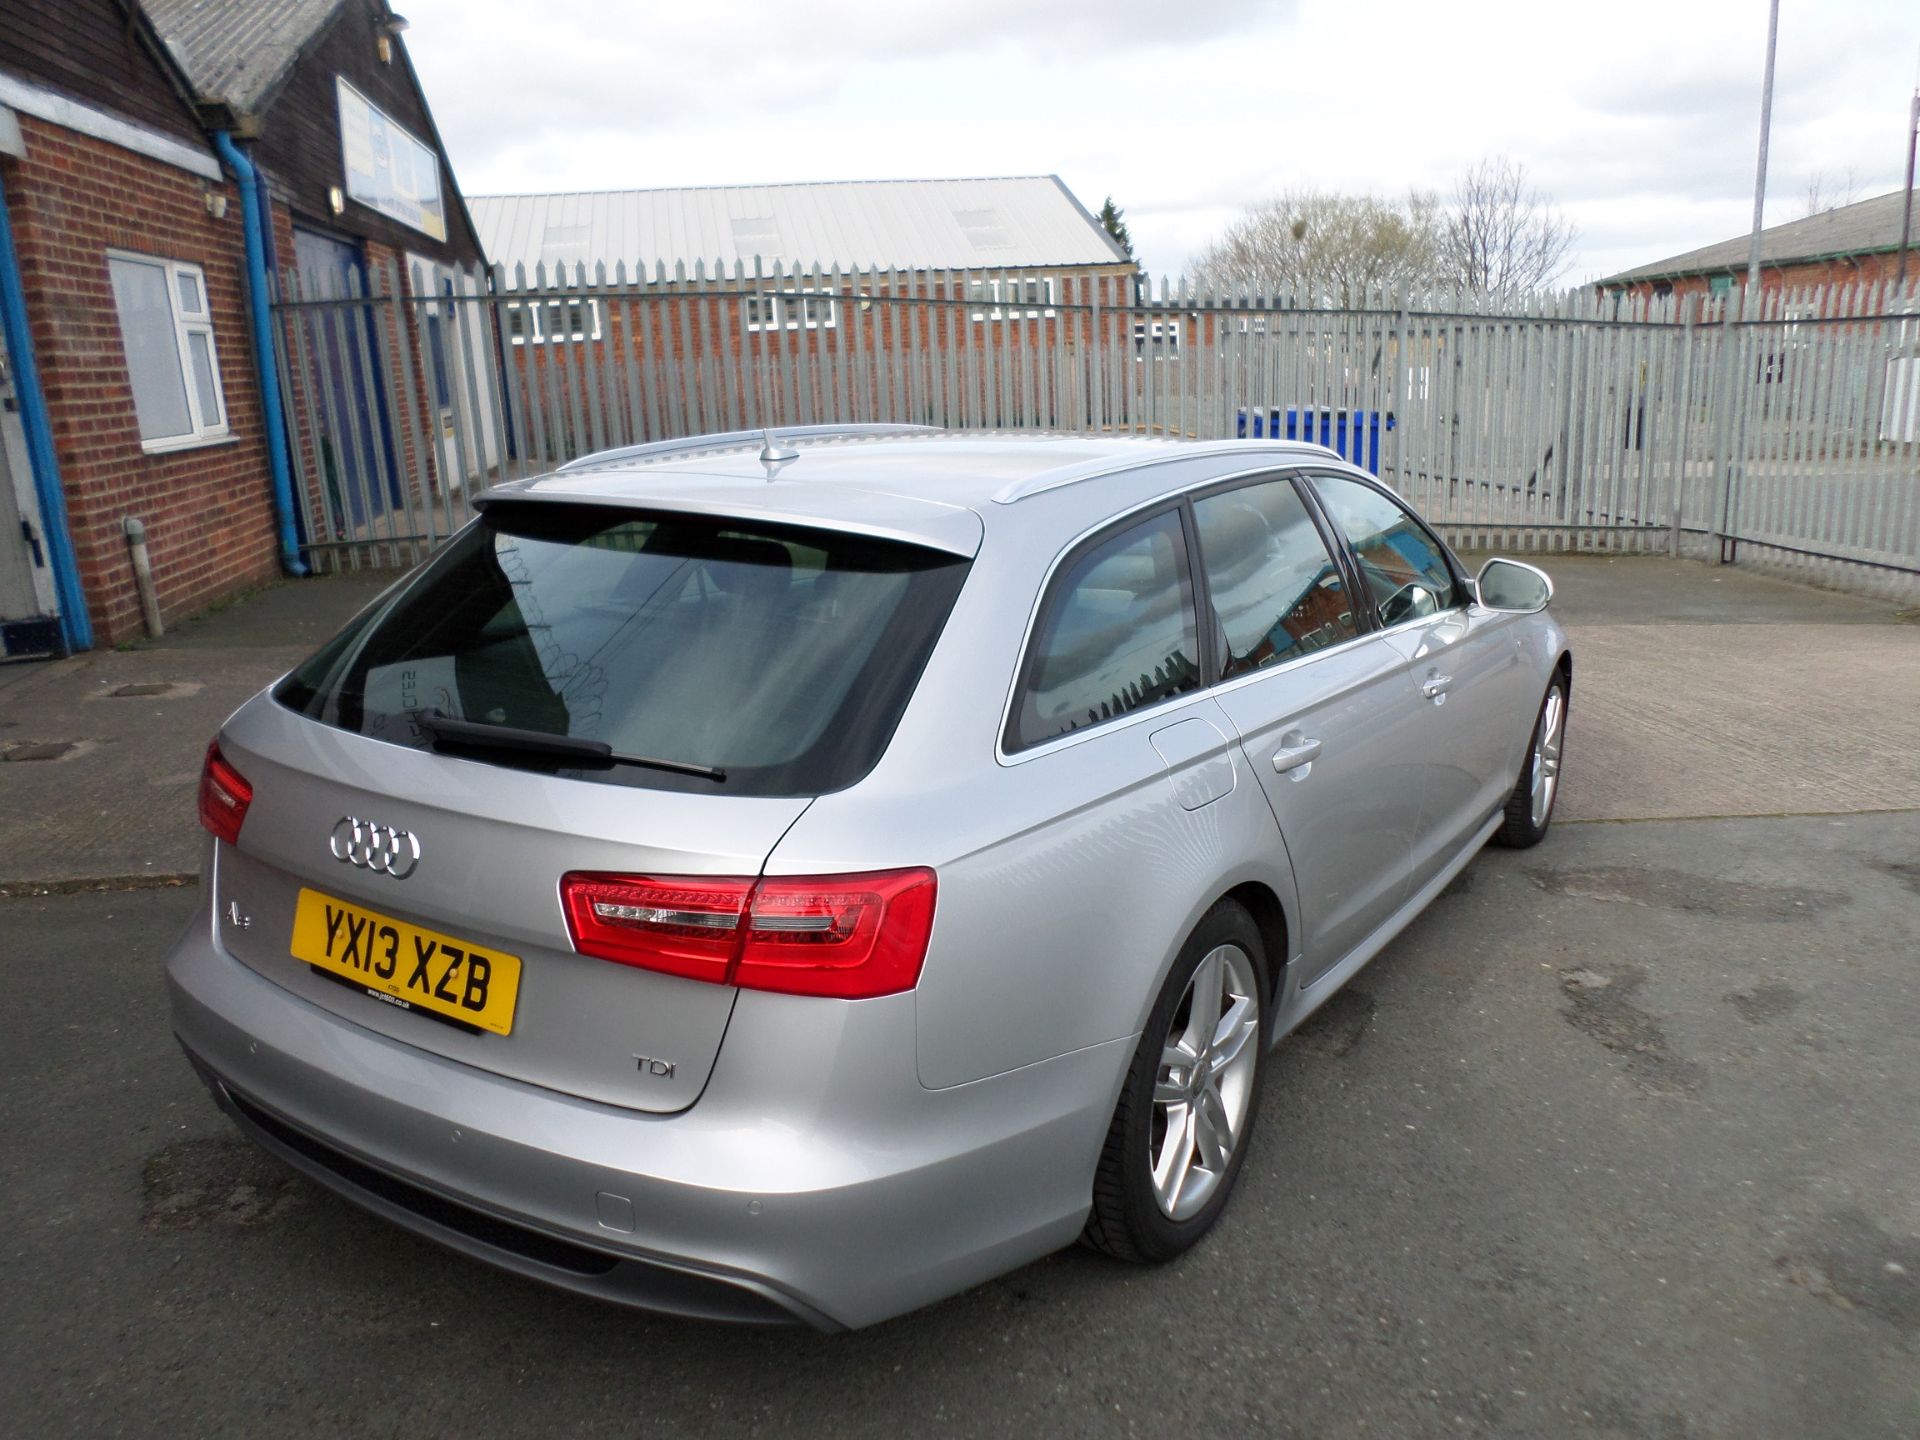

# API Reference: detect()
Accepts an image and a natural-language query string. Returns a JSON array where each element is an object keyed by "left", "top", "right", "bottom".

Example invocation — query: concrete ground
[
  {"left": 1531, "top": 556, "right": 1920, "bottom": 823},
  {"left": 0, "top": 571, "right": 392, "bottom": 890},
  {"left": 0, "top": 555, "right": 1917, "bottom": 1438}
]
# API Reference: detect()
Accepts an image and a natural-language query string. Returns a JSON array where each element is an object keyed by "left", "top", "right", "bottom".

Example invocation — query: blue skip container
[{"left": 1237, "top": 407, "right": 1394, "bottom": 474}]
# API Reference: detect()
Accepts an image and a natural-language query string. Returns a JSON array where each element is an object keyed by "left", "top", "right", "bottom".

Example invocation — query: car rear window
[
  {"left": 273, "top": 503, "right": 970, "bottom": 797},
  {"left": 1006, "top": 507, "right": 1200, "bottom": 751}
]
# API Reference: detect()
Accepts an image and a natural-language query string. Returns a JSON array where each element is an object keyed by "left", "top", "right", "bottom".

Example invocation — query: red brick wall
[
  {"left": 1612, "top": 250, "right": 1918, "bottom": 308},
  {"left": 500, "top": 266, "right": 1142, "bottom": 456},
  {"left": 3, "top": 115, "right": 280, "bottom": 645},
  {"left": 506, "top": 267, "right": 1135, "bottom": 364}
]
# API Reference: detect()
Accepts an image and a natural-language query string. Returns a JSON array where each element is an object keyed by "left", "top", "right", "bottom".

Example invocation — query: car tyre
[
  {"left": 1082, "top": 900, "right": 1269, "bottom": 1264},
  {"left": 1493, "top": 671, "right": 1568, "bottom": 849}
]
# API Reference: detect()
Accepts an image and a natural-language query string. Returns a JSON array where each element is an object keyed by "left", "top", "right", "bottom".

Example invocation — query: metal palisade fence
[{"left": 269, "top": 258, "right": 1920, "bottom": 600}]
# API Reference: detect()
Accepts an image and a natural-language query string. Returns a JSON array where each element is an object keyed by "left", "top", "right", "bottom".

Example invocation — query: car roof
[{"left": 482, "top": 429, "right": 1347, "bottom": 556}]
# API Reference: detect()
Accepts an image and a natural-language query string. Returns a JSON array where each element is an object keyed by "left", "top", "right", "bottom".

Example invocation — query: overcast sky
[{"left": 401, "top": 0, "right": 1919, "bottom": 284}]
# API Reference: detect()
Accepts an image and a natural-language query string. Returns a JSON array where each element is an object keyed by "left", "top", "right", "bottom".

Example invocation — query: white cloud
[{"left": 402, "top": 0, "right": 1920, "bottom": 283}]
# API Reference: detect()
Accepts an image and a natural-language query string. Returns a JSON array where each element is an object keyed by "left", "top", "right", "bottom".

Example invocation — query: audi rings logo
[{"left": 329, "top": 816, "right": 421, "bottom": 879}]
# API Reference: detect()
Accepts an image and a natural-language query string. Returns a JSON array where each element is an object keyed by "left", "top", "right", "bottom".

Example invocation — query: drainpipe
[
  {"left": 211, "top": 130, "right": 306, "bottom": 577},
  {"left": 0, "top": 174, "right": 91, "bottom": 651},
  {"left": 246, "top": 150, "right": 306, "bottom": 555},
  {"left": 249, "top": 159, "right": 279, "bottom": 271}
]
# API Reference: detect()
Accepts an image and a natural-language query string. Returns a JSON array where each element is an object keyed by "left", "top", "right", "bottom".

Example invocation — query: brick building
[
  {"left": 0, "top": 0, "right": 479, "bottom": 654},
  {"left": 467, "top": 177, "right": 1141, "bottom": 447},
  {"left": 1597, "top": 189, "right": 1920, "bottom": 303}
]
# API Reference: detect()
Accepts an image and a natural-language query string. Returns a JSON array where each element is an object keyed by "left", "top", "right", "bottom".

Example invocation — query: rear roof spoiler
[{"left": 552, "top": 424, "right": 942, "bottom": 475}]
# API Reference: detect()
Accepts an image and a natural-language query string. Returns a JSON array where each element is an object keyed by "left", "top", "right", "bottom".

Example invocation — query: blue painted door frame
[{"left": 0, "top": 169, "right": 91, "bottom": 652}]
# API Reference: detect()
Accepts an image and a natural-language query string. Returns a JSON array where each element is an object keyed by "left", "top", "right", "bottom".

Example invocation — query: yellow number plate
[{"left": 290, "top": 888, "right": 522, "bottom": 1036}]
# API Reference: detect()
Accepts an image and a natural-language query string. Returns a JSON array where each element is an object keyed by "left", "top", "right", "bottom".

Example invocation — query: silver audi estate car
[{"left": 168, "top": 426, "right": 1571, "bottom": 1330}]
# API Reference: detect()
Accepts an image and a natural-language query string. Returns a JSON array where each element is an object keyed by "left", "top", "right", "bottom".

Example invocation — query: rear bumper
[
  {"left": 166, "top": 903, "right": 1128, "bottom": 1330},
  {"left": 181, "top": 1047, "right": 828, "bottom": 1326}
]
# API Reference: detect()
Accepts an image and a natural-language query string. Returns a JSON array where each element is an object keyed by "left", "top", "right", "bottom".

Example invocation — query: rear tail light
[
  {"left": 560, "top": 868, "right": 936, "bottom": 999},
  {"left": 558, "top": 875, "right": 752, "bottom": 984},
  {"left": 733, "top": 870, "right": 937, "bottom": 998},
  {"left": 197, "top": 740, "right": 253, "bottom": 845}
]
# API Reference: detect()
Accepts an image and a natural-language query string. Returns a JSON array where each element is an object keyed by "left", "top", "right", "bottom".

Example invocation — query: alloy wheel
[
  {"left": 1150, "top": 944, "right": 1261, "bottom": 1221},
  {"left": 1530, "top": 685, "right": 1566, "bottom": 828}
]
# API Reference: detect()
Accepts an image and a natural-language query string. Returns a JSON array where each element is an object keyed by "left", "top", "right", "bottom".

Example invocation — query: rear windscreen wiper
[{"left": 415, "top": 708, "right": 726, "bottom": 782}]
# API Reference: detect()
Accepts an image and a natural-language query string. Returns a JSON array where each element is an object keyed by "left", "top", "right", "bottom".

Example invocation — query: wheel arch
[
  {"left": 1219, "top": 879, "right": 1289, "bottom": 1007},
  {"left": 1122, "top": 860, "right": 1299, "bottom": 1046}
]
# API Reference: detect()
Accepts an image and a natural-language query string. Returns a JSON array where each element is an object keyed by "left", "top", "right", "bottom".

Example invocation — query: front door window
[
  {"left": 1309, "top": 474, "right": 1459, "bottom": 626},
  {"left": 1191, "top": 477, "right": 1357, "bottom": 678}
]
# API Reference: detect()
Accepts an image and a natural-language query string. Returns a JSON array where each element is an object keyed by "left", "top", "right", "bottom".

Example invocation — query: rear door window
[
  {"left": 1008, "top": 508, "right": 1200, "bottom": 750},
  {"left": 274, "top": 504, "right": 970, "bottom": 797},
  {"left": 1192, "top": 477, "right": 1358, "bottom": 678},
  {"left": 1308, "top": 473, "right": 1460, "bottom": 624}
]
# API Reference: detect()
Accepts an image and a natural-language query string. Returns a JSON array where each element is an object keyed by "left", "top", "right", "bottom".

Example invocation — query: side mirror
[{"left": 1474, "top": 558, "right": 1553, "bottom": 614}]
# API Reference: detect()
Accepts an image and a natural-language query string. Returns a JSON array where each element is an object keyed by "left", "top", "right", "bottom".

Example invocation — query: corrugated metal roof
[
  {"left": 142, "top": 0, "right": 347, "bottom": 115},
  {"left": 469, "top": 176, "right": 1132, "bottom": 284},
  {"left": 1601, "top": 189, "right": 1920, "bottom": 285}
]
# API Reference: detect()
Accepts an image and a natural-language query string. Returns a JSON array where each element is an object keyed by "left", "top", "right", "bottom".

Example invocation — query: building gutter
[
  {"left": 1601, "top": 245, "right": 1898, "bottom": 291},
  {"left": 211, "top": 129, "right": 306, "bottom": 577},
  {"left": 0, "top": 173, "right": 92, "bottom": 651}
]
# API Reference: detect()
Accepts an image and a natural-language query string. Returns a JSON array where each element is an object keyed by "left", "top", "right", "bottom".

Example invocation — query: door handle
[
  {"left": 1422, "top": 674, "right": 1454, "bottom": 701},
  {"left": 1270, "top": 737, "right": 1323, "bottom": 774}
]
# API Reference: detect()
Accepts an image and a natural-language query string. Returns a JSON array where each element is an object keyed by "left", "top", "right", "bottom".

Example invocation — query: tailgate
[{"left": 210, "top": 693, "right": 810, "bottom": 1114}]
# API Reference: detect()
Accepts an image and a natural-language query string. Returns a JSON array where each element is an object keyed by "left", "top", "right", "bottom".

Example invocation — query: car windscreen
[{"left": 273, "top": 503, "right": 971, "bottom": 797}]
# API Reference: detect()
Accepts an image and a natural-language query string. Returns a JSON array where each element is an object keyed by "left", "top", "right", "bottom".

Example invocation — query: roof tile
[
  {"left": 142, "top": 0, "right": 347, "bottom": 115},
  {"left": 1601, "top": 189, "right": 1920, "bottom": 285}
]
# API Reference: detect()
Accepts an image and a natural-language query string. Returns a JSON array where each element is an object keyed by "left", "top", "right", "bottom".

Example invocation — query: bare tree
[
  {"left": 1190, "top": 189, "right": 1444, "bottom": 301},
  {"left": 1442, "top": 156, "right": 1576, "bottom": 293},
  {"left": 1800, "top": 167, "right": 1860, "bottom": 217}
]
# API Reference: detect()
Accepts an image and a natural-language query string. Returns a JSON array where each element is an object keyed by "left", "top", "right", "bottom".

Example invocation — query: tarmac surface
[{"left": 1, "top": 554, "right": 1917, "bottom": 1437}]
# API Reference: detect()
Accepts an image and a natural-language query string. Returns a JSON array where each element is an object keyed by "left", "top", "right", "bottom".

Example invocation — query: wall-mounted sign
[{"left": 336, "top": 78, "right": 446, "bottom": 241}]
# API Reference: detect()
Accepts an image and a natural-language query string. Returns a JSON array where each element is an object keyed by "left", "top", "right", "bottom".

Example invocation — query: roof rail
[
  {"left": 554, "top": 424, "right": 942, "bottom": 473},
  {"left": 989, "top": 437, "right": 1344, "bottom": 505}
]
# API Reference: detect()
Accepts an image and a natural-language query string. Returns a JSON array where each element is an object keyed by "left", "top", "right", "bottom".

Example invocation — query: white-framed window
[
  {"left": 743, "top": 288, "right": 839, "bottom": 332},
  {"left": 1133, "top": 320, "right": 1182, "bottom": 359},
  {"left": 503, "top": 297, "right": 603, "bottom": 345},
  {"left": 106, "top": 252, "right": 228, "bottom": 452},
  {"left": 968, "top": 276, "right": 1056, "bottom": 321}
]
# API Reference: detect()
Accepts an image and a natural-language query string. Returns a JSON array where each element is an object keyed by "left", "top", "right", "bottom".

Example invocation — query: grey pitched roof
[
  {"left": 1602, "top": 189, "right": 1920, "bottom": 285},
  {"left": 142, "top": 0, "right": 346, "bottom": 116},
  {"left": 469, "top": 176, "right": 1133, "bottom": 284}
]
